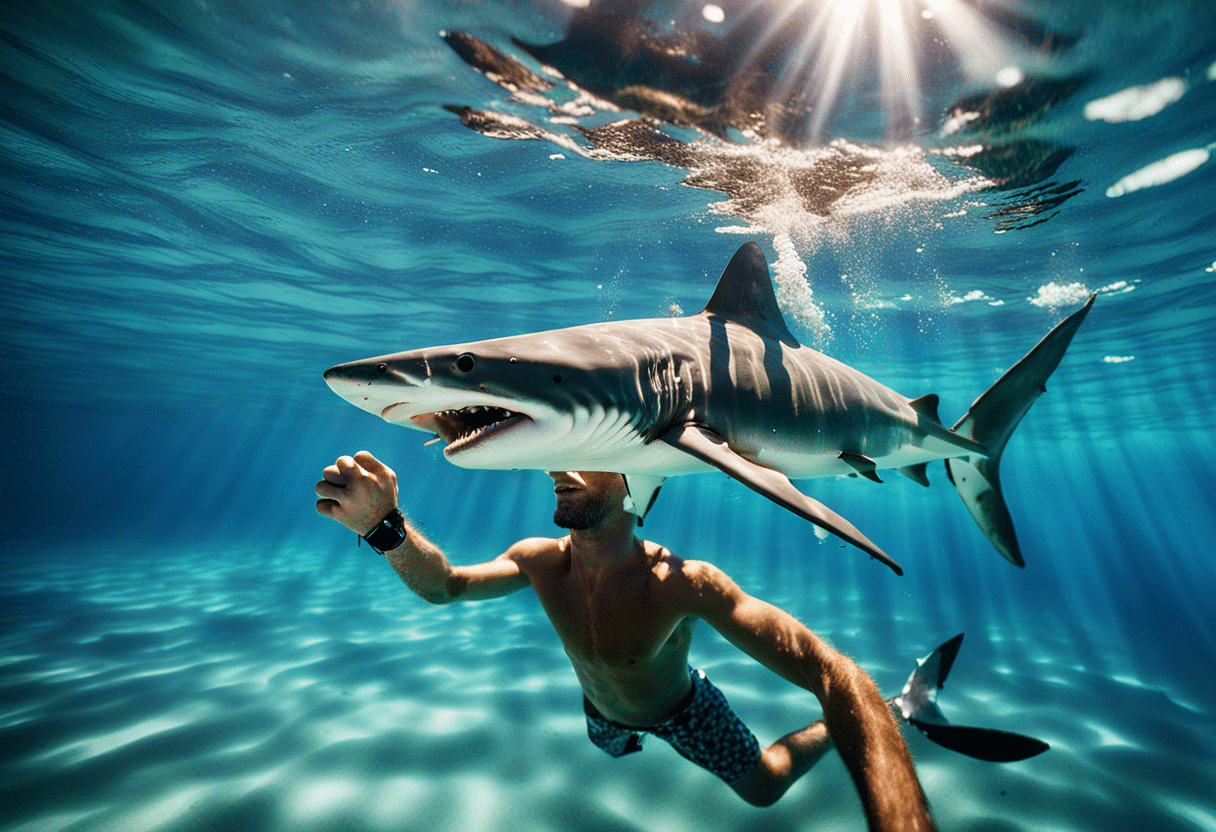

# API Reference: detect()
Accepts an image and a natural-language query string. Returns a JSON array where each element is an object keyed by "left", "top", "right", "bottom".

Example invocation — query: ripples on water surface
[{"left": 2, "top": 1, "right": 1215, "bottom": 830}]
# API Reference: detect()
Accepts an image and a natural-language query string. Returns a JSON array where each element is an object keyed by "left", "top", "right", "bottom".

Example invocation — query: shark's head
[{"left": 324, "top": 327, "right": 663, "bottom": 472}]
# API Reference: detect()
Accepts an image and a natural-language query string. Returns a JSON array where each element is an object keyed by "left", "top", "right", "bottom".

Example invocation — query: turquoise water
[{"left": 3, "top": 1, "right": 1215, "bottom": 830}]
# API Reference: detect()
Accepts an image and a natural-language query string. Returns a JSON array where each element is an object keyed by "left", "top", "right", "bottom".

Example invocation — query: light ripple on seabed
[{"left": 1, "top": 536, "right": 1213, "bottom": 832}]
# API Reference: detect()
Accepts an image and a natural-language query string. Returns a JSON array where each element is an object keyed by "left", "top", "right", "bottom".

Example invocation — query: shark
[
  {"left": 888, "top": 633, "right": 1050, "bottom": 762},
  {"left": 324, "top": 242, "right": 1094, "bottom": 575}
]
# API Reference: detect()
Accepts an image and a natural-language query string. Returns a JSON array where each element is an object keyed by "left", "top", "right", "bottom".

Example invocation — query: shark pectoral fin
[
  {"left": 838, "top": 451, "right": 883, "bottom": 483},
  {"left": 907, "top": 720, "right": 1050, "bottom": 762},
  {"left": 622, "top": 474, "right": 666, "bottom": 526},
  {"left": 945, "top": 455, "right": 1023, "bottom": 566},
  {"left": 659, "top": 424, "right": 903, "bottom": 575},
  {"left": 897, "top": 463, "right": 931, "bottom": 487}
]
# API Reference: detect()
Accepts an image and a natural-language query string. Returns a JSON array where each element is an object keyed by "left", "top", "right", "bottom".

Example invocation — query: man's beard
[{"left": 553, "top": 492, "right": 611, "bottom": 531}]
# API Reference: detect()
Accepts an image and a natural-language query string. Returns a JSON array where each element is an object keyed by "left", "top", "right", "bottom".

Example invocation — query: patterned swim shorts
[{"left": 583, "top": 668, "right": 762, "bottom": 784}]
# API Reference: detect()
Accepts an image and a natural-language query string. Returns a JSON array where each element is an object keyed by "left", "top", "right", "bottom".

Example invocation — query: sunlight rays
[
  {"left": 876, "top": 0, "right": 923, "bottom": 137},
  {"left": 682, "top": 0, "right": 1029, "bottom": 143},
  {"left": 919, "top": 0, "right": 1022, "bottom": 86}
]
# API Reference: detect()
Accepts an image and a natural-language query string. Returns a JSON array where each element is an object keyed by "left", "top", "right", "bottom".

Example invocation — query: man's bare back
[{"left": 316, "top": 453, "right": 937, "bottom": 831}]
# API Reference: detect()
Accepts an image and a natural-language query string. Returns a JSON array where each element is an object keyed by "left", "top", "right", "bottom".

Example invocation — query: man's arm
[
  {"left": 683, "top": 561, "right": 936, "bottom": 832},
  {"left": 315, "top": 451, "right": 530, "bottom": 604}
]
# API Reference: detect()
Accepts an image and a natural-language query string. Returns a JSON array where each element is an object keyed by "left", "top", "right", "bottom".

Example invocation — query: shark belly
[
  {"left": 756, "top": 442, "right": 974, "bottom": 481},
  {"left": 611, "top": 441, "right": 718, "bottom": 476}
]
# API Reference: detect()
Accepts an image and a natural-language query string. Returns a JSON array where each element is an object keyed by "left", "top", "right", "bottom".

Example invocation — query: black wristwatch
[{"left": 361, "top": 508, "right": 407, "bottom": 554}]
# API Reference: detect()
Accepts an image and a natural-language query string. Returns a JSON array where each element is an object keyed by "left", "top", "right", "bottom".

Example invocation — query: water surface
[{"left": 3, "top": 1, "right": 1215, "bottom": 830}]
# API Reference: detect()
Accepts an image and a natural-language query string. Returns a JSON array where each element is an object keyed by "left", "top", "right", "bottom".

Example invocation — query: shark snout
[
  {"left": 324, "top": 355, "right": 431, "bottom": 389},
  {"left": 323, "top": 357, "right": 430, "bottom": 417}
]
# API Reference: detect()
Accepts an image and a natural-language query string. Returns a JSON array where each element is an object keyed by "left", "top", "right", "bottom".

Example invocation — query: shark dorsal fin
[{"left": 700, "top": 242, "right": 800, "bottom": 347}]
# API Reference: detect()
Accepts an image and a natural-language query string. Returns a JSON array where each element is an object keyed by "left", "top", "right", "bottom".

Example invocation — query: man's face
[{"left": 547, "top": 471, "right": 625, "bottom": 530}]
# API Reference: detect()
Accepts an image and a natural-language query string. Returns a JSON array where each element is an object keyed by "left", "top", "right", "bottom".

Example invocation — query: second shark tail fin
[
  {"left": 947, "top": 294, "right": 1096, "bottom": 566},
  {"left": 888, "top": 633, "right": 1050, "bottom": 763}
]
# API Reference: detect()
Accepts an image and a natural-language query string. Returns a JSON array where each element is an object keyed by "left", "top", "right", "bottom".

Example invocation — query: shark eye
[
  {"left": 456, "top": 353, "right": 477, "bottom": 373},
  {"left": 376, "top": 363, "right": 388, "bottom": 373}
]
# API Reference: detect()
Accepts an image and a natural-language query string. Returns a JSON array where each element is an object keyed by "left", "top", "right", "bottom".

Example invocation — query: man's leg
[
  {"left": 652, "top": 670, "right": 833, "bottom": 808},
  {"left": 729, "top": 720, "right": 833, "bottom": 807}
]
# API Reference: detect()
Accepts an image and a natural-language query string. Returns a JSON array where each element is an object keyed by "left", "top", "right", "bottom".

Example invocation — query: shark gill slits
[{"left": 456, "top": 353, "right": 477, "bottom": 373}]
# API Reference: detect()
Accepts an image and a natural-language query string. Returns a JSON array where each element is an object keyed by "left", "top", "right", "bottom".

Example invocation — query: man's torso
[{"left": 512, "top": 536, "right": 700, "bottom": 726}]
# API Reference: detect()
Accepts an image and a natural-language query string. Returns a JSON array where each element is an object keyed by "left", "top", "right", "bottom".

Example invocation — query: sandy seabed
[{"left": 2, "top": 537, "right": 1213, "bottom": 832}]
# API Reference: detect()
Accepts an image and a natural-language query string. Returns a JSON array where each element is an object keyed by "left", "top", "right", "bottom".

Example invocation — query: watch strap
[{"left": 362, "top": 508, "right": 407, "bottom": 554}]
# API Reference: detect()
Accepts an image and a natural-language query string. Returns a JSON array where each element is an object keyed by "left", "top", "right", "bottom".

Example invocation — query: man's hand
[{"left": 316, "top": 451, "right": 399, "bottom": 536}]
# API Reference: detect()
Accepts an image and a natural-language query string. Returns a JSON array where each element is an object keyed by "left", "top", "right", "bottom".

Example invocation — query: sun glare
[
  {"left": 918, "top": 0, "right": 1021, "bottom": 85},
  {"left": 718, "top": 0, "right": 1025, "bottom": 143}
]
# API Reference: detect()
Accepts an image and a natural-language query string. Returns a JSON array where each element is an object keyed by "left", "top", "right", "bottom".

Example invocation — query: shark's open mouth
[{"left": 411, "top": 406, "right": 531, "bottom": 454}]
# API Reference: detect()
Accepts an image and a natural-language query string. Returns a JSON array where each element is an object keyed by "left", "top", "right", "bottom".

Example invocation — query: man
[{"left": 316, "top": 451, "right": 936, "bottom": 831}]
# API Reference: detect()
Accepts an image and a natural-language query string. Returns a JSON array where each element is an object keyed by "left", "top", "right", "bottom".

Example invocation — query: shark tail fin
[
  {"left": 889, "top": 633, "right": 1050, "bottom": 763},
  {"left": 946, "top": 294, "right": 1095, "bottom": 566}
]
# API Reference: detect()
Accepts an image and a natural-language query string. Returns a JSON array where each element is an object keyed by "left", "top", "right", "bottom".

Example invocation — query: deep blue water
[{"left": 3, "top": 1, "right": 1215, "bottom": 830}]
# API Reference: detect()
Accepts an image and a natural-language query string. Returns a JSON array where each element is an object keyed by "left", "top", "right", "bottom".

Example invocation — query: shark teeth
[{"left": 428, "top": 405, "right": 531, "bottom": 452}]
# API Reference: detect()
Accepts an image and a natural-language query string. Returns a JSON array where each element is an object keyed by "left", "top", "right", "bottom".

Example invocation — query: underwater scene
[{"left": 2, "top": 0, "right": 1215, "bottom": 830}]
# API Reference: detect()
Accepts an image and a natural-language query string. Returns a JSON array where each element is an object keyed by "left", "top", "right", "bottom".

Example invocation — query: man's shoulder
[
  {"left": 648, "top": 547, "right": 738, "bottom": 596},
  {"left": 502, "top": 535, "right": 567, "bottom": 563}
]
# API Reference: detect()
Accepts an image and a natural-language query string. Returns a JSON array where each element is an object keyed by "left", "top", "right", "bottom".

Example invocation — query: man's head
[{"left": 547, "top": 471, "right": 630, "bottom": 531}]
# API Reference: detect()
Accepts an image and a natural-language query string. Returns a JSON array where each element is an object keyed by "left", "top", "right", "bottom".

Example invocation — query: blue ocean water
[{"left": 2, "top": 0, "right": 1215, "bottom": 830}]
